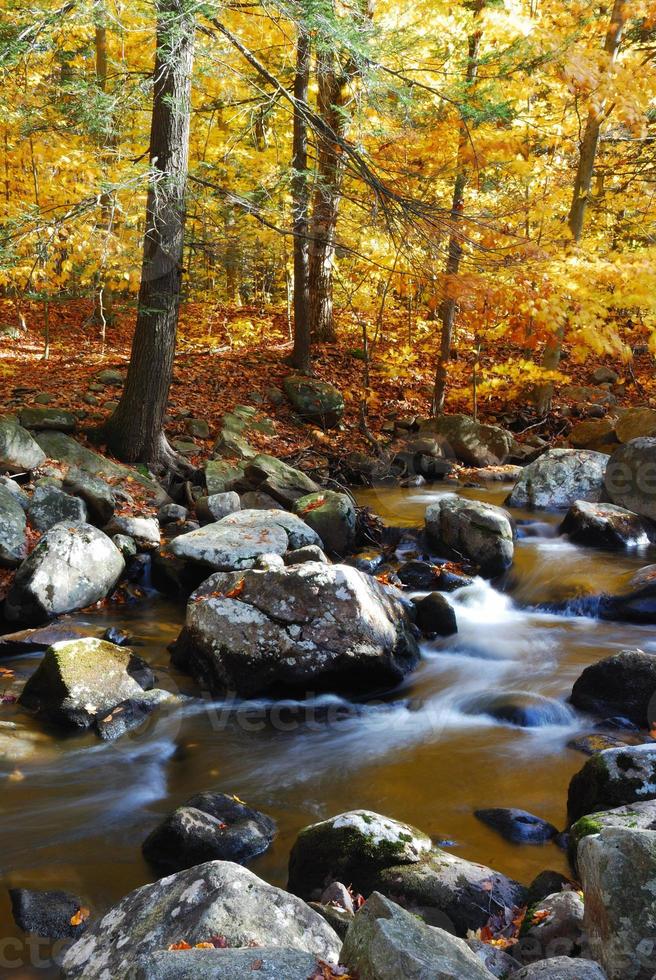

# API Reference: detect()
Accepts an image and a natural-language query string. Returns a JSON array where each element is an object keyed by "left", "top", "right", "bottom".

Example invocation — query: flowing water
[{"left": 1, "top": 480, "right": 655, "bottom": 977}]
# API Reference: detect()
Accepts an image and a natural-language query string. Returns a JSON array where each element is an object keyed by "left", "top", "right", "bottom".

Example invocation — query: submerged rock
[
  {"left": 95, "top": 689, "right": 176, "bottom": 741},
  {"left": 474, "top": 807, "right": 558, "bottom": 845},
  {"left": 61, "top": 861, "right": 341, "bottom": 979},
  {"left": 506, "top": 449, "right": 608, "bottom": 510},
  {"left": 172, "top": 563, "right": 419, "bottom": 697},
  {"left": 0, "top": 418, "right": 46, "bottom": 473},
  {"left": 559, "top": 500, "right": 652, "bottom": 550},
  {"left": 341, "top": 892, "right": 495, "bottom": 980},
  {"left": 18, "top": 637, "right": 154, "bottom": 730},
  {"left": 142, "top": 792, "right": 276, "bottom": 874},
  {"left": 9, "top": 887, "right": 89, "bottom": 940},
  {"left": 570, "top": 649, "right": 656, "bottom": 727},
  {"left": 5, "top": 522, "right": 125, "bottom": 623},
  {"left": 465, "top": 692, "right": 574, "bottom": 728},
  {"left": 426, "top": 495, "right": 515, "bottom": 577},
  {"left": 567, "top": 744, "right": 656, "bottom": 824}
]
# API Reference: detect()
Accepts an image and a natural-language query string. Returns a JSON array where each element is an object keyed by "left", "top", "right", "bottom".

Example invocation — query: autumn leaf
[
  {"left": 168, "top": 941, "right": 192, "bottom": 951},
  {"left": 70, "top": 907, "right": 90, "bottom": 927}
]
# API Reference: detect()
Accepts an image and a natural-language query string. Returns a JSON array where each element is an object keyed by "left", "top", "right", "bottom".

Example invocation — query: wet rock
[
  {"left": 293, "top": 490, "right": 356, "bottom": 555},
  {"left": 422, "top": 414, "right": 514, "bottom": 467},
  {"left": 474, "top": 808, "right": 558, "bottom": 845},
  {"left": 320, "top": 881, "right": 355, "bottom": 912},
  {"left": 18, "top": 406, "right": 76, "bottom": 432},
  {"left": 615, "top": 407, "right": 656, "bottom": 443},
  {"left": 95, "top": 689, "right": 176, "bottom": 741},
  {"left": 284, "top": 544, "right": 330, "bottom": 565},
  {"left": 27, "top": 485, "right": 87, "bottom": 532},
  {"left": 244, "top": 453, "right": 320, "bottom": 507},
  {"left": 130, "top": 948, "right": 326, "bottom": 980},
  {"left": 283, "top": 375, "right": 345, "bottom": 429},
  {"left": 62, "top": 468, "right": 116, "bottom": 526},
  {"left": 167, "top": 509, "right": 321, "bottom": 571},
  {"left": 525, "top": 871, "right": 573, "bottom": 908},
  {"left": 157, "top": 503, "right": 188, "bottom": 524},
  {"left": 288, "top": 810, "right": 433, "bottom": 900},
  {"left": 0, "top": 484, "right": 27, "bottom": 567},
  {"left": 348, "top": 550, "right": 384, "bottom": 575},
  {"left": 605, "top": 437, "right": 656, "bottom": 521},
  {"left": 397, "top": 559, "right": 473, "bottom": 592},
  {"left": 567, "top": 744, "right": 656, "bottom": 823},
  {"left": 0, "top": 620, "right": 96, "bottom": 656},
  {"left": 508, "top": 959, "right": 607, "bottom": 980},
  {"left": 567, "top": 732, "right": 633, "bottom": 756},
  {"left": 194, "top": 491, "right": 240, "bottom": 524},
  {"left": 341, "top": 892, "right": 495, "bottom": 980},
  {"left": 569, "top": 800, "right": 656, "bottom": 868},
  {"left": 142, "top": 792, "right": 276, "bottom": 874},
  {"left": 559, "top": 500, "right": 652, "bottom": 550},
  {"left": 172, "top": 564, "right": 419, "bottom": 697},
  {"left": 61, "top": 861, "right": 341, "bottom": 979},
  {"left": 0, "top": 418, "right": 46, "bottom": 473},
  {"left": 426, "top": 495, "right": 515, "bottom": 577},
  {"left": 506, "top": 449, "right": 608, "bottom": 510},
  {"left": 0, "top": 721, "right": 49, "bottom": 763},
  {"left": 579, "top": 827, "right": 656, "bottom": 980},
  {"left": 467, "top": 938, "right": 518, "bottom": 978},
  {"left": 519, "top": 892, "right": 585, "bottom": 962},
  {"left": 239, "top": 490, "right": 283, "bottom": 510},
  {"left": 5, "top": 522, "right": 125, "bottom": 623},
  {"left": 104, "top": 516, "right": 160, "bottom": 550},
  {"left": 413, "top": 592, "right": 458, "bottom": 636},
  {"left": 18, "top": 637, "right": 154, "bottom": 730},
  {"left": 203, "top": 459, "right": 244, "bottom": 495},
  {"left": 103, "top": 626, "right": 131, "bottom": 646},
  {"left": 568, "top": 419, "right": 617, "bottom": 450},
  {"left": 570, "top": 649, "right": 656, "bottom": 727},
  {"left": 465, "top": 692, "right": 574, "bottom": 728},
  {"left": 9, "top": 887, "right": 89, "bottom": 940},
  {"left": 112, "top": 534, "right": 137, "bottom": 559}
]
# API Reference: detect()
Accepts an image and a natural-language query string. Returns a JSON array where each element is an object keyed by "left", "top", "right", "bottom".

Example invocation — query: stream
[{"left": 1, "top": 479, "right": 654, "bottom": 977}]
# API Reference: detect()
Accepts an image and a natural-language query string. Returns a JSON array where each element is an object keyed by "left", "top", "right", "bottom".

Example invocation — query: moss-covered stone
[
  {"left": 567, "top": 745, "right": 656, "bottom": 825},
  {"left": 293, "top": 490, "right": 356, "bottom": 555},
  {"left": 283, "top": 376, "right": 344, "bottom": 429}
]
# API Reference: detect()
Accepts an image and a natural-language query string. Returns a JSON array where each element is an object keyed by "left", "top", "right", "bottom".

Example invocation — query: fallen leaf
[{"left": 70, "top": 907, "right": 90, "bottom": 927}]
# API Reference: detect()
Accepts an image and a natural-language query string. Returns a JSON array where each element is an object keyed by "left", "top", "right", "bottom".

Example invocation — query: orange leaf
[
  {"left": 70, "top": 907, "right": 90, "bottom": 927},
  {"left": 168, "top": 941, "right": 192, "bottom": 951}
]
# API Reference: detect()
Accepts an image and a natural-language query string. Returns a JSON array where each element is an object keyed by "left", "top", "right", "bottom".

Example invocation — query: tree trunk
[
  {"left": 432, "top": 2, "right": 484, "bottom": 415},
  {"left": 534, "top": 0, "right": 627, "bottom": 415},
  {"left": 101, "top": 0, "right": 195, "bottom": 470},
  {"left": 94, "top": 16, "right": 114, "bottom": 335},
  {"left": 290, "top": 26, "right": 311, "bottom": 372}
]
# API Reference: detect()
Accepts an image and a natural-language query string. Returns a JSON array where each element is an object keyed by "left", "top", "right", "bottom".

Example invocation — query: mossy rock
[
  {"left": 567, "top": 745, "right": 656, "bottom": 824},
  {"left": 283, "top": 376, "right": 345, "bottom": 429},
  {"left": 568, "top": 799, "right": 656, "bottom": 868},
  {"left": 293, "top": 490, "right": 356, "bottom": 555}
]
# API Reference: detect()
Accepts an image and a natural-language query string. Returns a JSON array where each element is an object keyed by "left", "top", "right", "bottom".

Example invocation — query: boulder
[
  {"left": 5, "top": 522, "right": 124, "bottom": 623},
  {"left": 239, "top": 490, "right": 283, "bottom": 510},
  {"left": 561, "top": 384, "right": 615, "bottom": 406},
  {"left": 104, "top": 516, "right": 160, "bottom": 550},
  {"left": 18, "top": 637, "right": 154, "bottom": 729},
  {"left": 194, "top": 492, "right": 241, "bottom": 524},
  {"left": 204, "top": 459, "right": 244, "bottom": 495},
  {"left": 570, "top": 649, "right": 656, "bottom": 727},
  {"left": 559, "top": 500, "right": 651, "bottom": 549},
  {"left": 569, "top": 800, "right": 656, "bottom": 866},
  {"left": 426, "top": 495, "right": 514, "bottom": 577},
  {"left": 288, "top": 810, "right": 433, "bottom": 900},
  {"left": 213, "top": 405, "right": 275, "bottom": 459},
  {"left": 283, "top": 375, "right": 345, "bottom": 429},
  {"left": 0, "top": 484, "right": 27, "bottom": 567},
  {"left": 525, "top": 871, "right": 573, "bottom": 908},
  {"left": 27, "top": 485, "right": 87, "bottom": 532},
  {"left": 341, "top": 892, "right": 496, "bottom": 980},
  {"left": 172, "top": 563, "right": 419, "bottom": 697},
  {"left": 61, "top": 861, "right": 341, "bottom": 979},
  {"left": 142, "top": 792, "right": 276, "bottom": 874},
  {"left": 96, "top": 368, "right": 125, "bottom": 385},
  {"left": 422, "top": 414, "right": 514, "bottom": 467},
  {"left": 185, "top": 418, "right": 210, "bottom": 439},
  {"left": 18, "top": 406, "right": 76, "bottom": 432},
  {"left": 0, "top": 475, "right": 29, "bottom": 509},
  {"left": 465, "top": 692, "right": 574, "bottom": 728},
  {"left": 0, "top": 620, "right": 97, "bottom": 656},
  {"left": 467, "top": 939, "right": 518, "bottom": 978},
  {"left": 579, "top": 827, "right": 656, "bottom": 980},
  {"left": 9, "top": 887, "right": 89, "bottom": 940},
  {"left": 62, "top": 468, "right": 116, "bottom": 525},
  {"left": 615, "top": 408, "right": 656, "bottom": 443},
  {"left": 518, "top": 891, "right": 585, "bottom": 963},
  {"left": 567, "top": 745, "right": 656, "bottom": 824},
  {"left": 568, "top": 419, "right": 617, "bottom": 450},
  {"left": 413, "top": 592, "right": 458, "bottom": 636},
  {"left": 284, "top": 544, "right": 329, "bottom": 565},
  {"left": 112, "top": 534, "right": 137, "bottom": 560},
  {"left": 158, "top": 503, "right": 188, "bottom": 524},
  {"left": 95, "top": 689, "right": 177, "bottom": 741},
  {"left": 507, "top": 449, "right": 608, "bottom": 510},
  {"left": 0, "top": 418, "right": 46, "bottom": 473},
  {"left": 167, "top": 509, "right": 321, "bottom": 571},
  {"left": 397, "top": 559, "right": 473, "bottom": 592},
  {"left": 508, "top": 959, "right": 607, "bottom": 980},
  {"left": 604, "top": 438, "right": 656, "bottom": 521},
  {"left": 592, "top": 366, "right": 619, "bottom": 385},
  {"left": 293, "top": 490, "right": 357, "bottom": 555},
  {"left": 129, "top": 948, "right": 326, "bottom": 980},
  {"left": 244, "top": 453, "right": 321, "bottom": 507},
  {"left": 474, "top": 808, "right": 558, "bottom": 845}
]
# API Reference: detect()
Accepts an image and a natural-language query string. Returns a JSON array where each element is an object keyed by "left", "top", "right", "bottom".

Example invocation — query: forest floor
[{"left": 0, "top": 296, "right": 654, "bottom": 468}]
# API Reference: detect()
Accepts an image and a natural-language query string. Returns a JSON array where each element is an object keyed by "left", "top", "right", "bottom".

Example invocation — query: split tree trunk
[
  {"left": 102, "top": 0, "right": 195, "bottom": 470},
  {"left": 290, "top": 26, "right": 311, "bottom": 372}
]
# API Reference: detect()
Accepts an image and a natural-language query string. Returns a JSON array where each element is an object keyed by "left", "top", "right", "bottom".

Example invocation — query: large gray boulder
[
  {"left": 61, "top": 861, "right": 341, "bottom": 979},
  {"left": 508, "top": 959, "right": 607, "bottom": 979},
  {"left": 62, "top": 468, "right": 116, "bottom": 525},
  {"left": 27, "top": 485, "right": 87, "bottom": 532},
  {"left": 293, "top": 490, "right": 357, "bottom": 555},
  {"left": 341, "top": 892, "right": 496, "bottom": 980},
  {"left": 18, "top": 637, "right": 154, "bottom": 729},
  {"left": 130, "top": 948, "right": 327, "bottom": 980},
  {"left": 167, "top": 509, "right": 321, "bottom": 571},
  {"left": 244, "top": 453, "right": 321, "bottom": 507},
  {"left": 5, "top": 522, "right": 125, "bottom": 623},
  {"left": 422, "top": 414, "right": 514, "bottom": 467},
  {"left": 426, "top": 495, "right": 515, "bottom": 577},
  {"left": 567, "top": 745, "right": 656, "bottom": 824},
  {"left": 569, "top": 800, "right": 656, "bottom": 866},
  {"left": 570, "top": 649, "right": 656, "bottom": 727},
  {"left": 605, "top": 438, "right": 656, "bottom": 521},
  {"left": 0, "top": 484, "right": 27, "bottom": 567},
  {"left": 506, "top": 449, "right": 608, "bottom": 510},
  {"left": 172, "top": 563, "right": 419, "bottom": 697},
  {"left": 579, "top": 827, "right": 656, "bottom": 980},
  {"left": 19, "top": 406, "right": 76, "bottom": 432},
  {"left": 518, "top": 891, "right": 585, "bottom": 963},
  {"left": 0, "top": 418, "right": 46, "bottom": 473},
  {"left": 559, "top": 500, "right": 653, "bottom": 550},
  {"left": 104, "top": 516, "right": 160, "bottom": 550}
]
